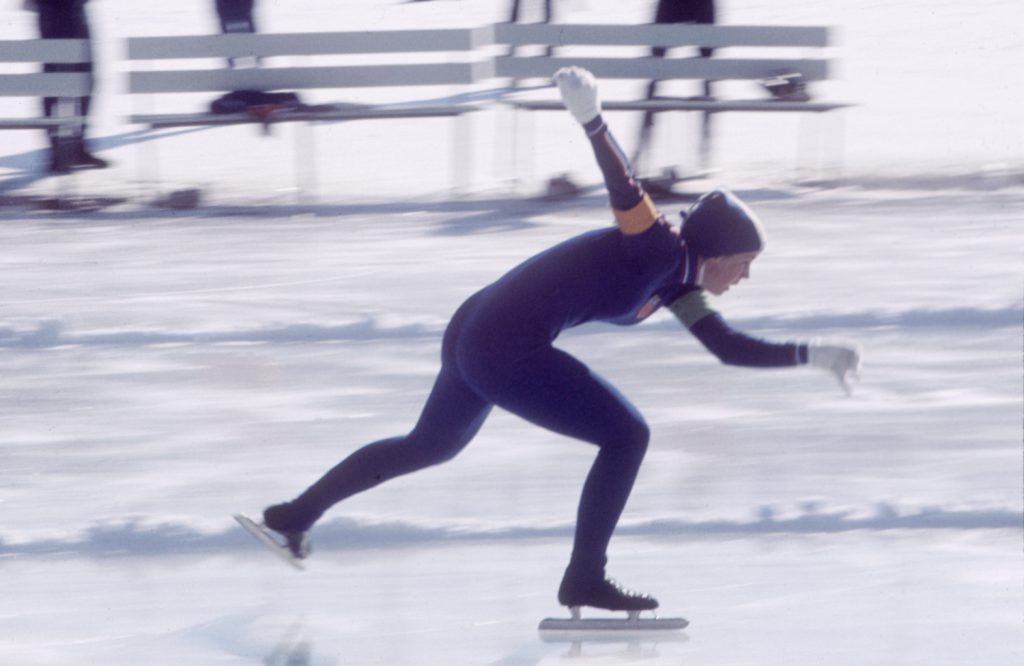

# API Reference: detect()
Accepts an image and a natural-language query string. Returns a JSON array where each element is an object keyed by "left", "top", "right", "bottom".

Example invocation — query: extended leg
[
  {"left": 698, "top": 47, "right": 715, "bottom": 170},
  {"left": 265, "top": 365, "right": 492, "bottom": 534},
  {"left": 37, "top": 1, "right": 102, "bottom": 172},
  {"left": 632, "top": 42, "right": 666, "bottom": 171},
  {"left": 215, "top": 0, "right": 257, "bottom": 34},
  {"left": 633, "top": 79, "right": 660, "bottom": 172}
]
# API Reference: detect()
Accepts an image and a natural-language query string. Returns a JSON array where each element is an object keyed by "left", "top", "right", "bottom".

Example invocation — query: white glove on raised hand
[
  {"left": 553, "top": 66, "right": 601, "bottom": 125},
  {"left": 807, "top": 342, "right": 862, "bottom": 395}
]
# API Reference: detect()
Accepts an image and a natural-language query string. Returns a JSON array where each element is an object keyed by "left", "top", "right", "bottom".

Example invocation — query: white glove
[
  {"left": 807, "top": 342, "right": 861, "bottom": 395},
  {"left": 553, "top": 66, "right": 601, "bottom": 125}
]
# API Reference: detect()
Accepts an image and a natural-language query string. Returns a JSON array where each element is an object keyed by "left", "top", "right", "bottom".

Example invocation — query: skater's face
[{"left": 699, "top": 252, "right": 760, "bottom": 295}]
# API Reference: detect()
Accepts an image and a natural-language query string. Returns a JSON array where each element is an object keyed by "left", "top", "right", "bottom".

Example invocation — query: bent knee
[
  {"left": 628, "top": 419, "right": 651, "bottom": 453},
  {"left": 601, "top": 417, "right": 650, "bottom": 458}
]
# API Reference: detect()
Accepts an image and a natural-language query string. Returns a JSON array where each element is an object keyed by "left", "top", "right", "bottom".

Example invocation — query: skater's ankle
[
  {"left": 563, "top": 553, "right": 607, "bottom": 576},
  {"left": 263, "top": 501, "right": 312, "bottom": 534}
]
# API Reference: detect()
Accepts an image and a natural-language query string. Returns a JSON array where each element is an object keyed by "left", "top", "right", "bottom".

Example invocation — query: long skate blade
[
  {"left": 233, "top": 513, "right": 305, "bottom": 570},
  {"left": 539, "top": 613, "right": 688, "bottom": 638}
]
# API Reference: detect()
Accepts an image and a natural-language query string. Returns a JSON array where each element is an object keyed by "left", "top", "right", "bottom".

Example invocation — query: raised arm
[{"left": 554, "top": 67, "right": 661, "bottom": 235}]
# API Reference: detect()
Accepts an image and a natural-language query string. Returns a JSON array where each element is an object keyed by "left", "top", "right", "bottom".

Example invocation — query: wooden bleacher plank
[
  {"left": 495, "top": 55, "right": 831, "bottom": 82},
  {"left": 494, "top": 23, "right": 830, "bottom": 49},
  {"left": 126, "top": 27, "right": 494, "bottom": 60},
  {"left": 128, "top": 61, "right": 494, "bottom": 94}
]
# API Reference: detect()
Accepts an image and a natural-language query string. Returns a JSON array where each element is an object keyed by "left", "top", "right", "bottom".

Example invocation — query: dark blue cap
[{"left": 680, "top": 189, "right": 766, "bottom": 257}]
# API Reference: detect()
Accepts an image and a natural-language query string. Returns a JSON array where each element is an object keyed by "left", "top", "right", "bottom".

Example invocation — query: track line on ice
[{"left": 3, "top": 272, "right": 377, "bottom": 307}]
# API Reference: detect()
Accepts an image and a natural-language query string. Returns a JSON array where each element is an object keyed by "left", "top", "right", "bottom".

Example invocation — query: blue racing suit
[{"left": 278, "top": 115, "right": 806, "bottom": 572}]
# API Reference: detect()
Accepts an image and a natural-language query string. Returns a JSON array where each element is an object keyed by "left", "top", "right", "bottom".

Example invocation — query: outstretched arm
[
  {"left": 670, "top": 289, "right": 806, "bottom": 367},
  {"left": 554, "top": 67, "right": 661, "bottom": 235},
  {"left": 670, "top": 289, "right": 862, "bottom": 394}
]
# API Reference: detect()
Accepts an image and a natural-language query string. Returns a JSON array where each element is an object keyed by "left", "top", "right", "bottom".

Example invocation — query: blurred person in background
[
  {"left": 634, "top": 0, "right": 717, "bottom": 174},
  {"left": 29, "top": 0, "right": 107, "bottom": 173},
  {"left": 214, "top": 0, "right": 257, "bottom": 67}
]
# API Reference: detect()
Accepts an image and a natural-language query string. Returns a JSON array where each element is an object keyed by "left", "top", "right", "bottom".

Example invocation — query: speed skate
[
  {"left": 539, "top": 606, "right": 688, "bottom": 636},
  {"left": 233, "top": 513, "right": 305, "bottom": 570}
]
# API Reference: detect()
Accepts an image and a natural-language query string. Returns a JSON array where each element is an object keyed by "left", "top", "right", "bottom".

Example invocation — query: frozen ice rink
[
  {"left": 1, "top": 1, "right": 1021, "bottom": 664},
  {"left": 4, "top": 532, "right": 1020, "bottom": 664}
]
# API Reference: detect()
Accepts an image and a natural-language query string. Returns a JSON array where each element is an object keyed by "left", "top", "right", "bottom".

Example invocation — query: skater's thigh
[
  {"left": 473, "top": 346, "right": 647, "bottom": 448},
  {"left": 407, "top": 364, "right": 493, "bottom": 460}
]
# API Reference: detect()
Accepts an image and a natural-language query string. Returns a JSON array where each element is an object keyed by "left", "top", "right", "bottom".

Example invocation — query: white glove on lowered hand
[
  {"left": 553, "top": 66, "right": 601, "bottom": 125},
  {"left": 807, "top": 342, "right": 862, "bottom": 395}
]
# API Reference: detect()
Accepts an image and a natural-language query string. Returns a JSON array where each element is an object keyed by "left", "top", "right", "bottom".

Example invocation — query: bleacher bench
[
  {"left": 493, "top": 23, "right": 850, "bottom": 180},
  {"left": 495, "top": 23, "right": 848, "bottom": 113},
  {"left": 0, "top": 38, "right": 91, "bottom": 131},
  {"left": 123, "top": 27, "right": 496, "bottom": 194},
  {"left": 125, "top": 27, "right": 496, "bottom": 128}
]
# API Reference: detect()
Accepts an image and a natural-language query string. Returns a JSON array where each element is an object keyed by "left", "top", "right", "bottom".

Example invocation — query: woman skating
[{"left": 258, "top": 67, "right": 860, "bottom": 614}]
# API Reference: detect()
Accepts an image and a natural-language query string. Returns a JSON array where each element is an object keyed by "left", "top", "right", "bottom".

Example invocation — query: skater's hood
[{"left": 679, "top": 189, "right": 766, "bottom": 258}]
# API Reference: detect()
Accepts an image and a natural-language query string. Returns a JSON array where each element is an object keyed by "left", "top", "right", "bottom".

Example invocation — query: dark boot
[
  {"left": 47, "top": 135, "right": 75, "bottom": 174},
  {"left": 557, "top": 563, "right": 659, "bottom": 612},
  {"left": 263, "top": 502, "right": 312, "bottom": 560},
  {"left": 70, "top": 140, "right": 109, "bottom": 169}
]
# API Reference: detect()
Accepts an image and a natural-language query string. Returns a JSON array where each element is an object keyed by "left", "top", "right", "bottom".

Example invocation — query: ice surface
[
  {"left": 2, "top": 533, "right": 1021, "bottom": 665},
  {"left": 1, "top": 1, "right": 1022, "bottom": 664}
]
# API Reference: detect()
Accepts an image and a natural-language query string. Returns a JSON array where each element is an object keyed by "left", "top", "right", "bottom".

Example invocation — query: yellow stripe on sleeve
[
  {"left": 668, "top": 289, "right": 718, "bottom": 329},
  {"left": 613, "top": 193, "right": 659, "bottom": 235}
]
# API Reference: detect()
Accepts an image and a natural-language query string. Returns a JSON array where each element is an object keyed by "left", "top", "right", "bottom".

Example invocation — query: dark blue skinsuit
[{"left": 271, "top": 115, "right": 805, "bottom": 574}]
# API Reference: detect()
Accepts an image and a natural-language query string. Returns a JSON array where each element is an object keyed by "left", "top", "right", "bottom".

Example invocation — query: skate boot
[
  {"left": 263, "top": 502, "right": 312, "bottom": 560},
  {"left": 558, "top": 565, "right": 659, "bottom": 613},
  {"left": 70, "top": 145, "right": 109, "bottom": 169}
]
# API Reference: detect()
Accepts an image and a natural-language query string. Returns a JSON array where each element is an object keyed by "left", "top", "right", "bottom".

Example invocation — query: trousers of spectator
[{"left": 37, "top": 0, "right": 94, "bottom": 145}]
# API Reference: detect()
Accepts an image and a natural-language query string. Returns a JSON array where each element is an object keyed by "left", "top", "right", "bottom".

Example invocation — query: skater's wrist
[{"left": 583, "top": 115, "right": 605, "bottom": 137}]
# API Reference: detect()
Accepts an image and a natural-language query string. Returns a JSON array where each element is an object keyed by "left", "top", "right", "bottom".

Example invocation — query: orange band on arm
[{"left": 613, "top": 193, "right": 659, "bottom": 235}]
